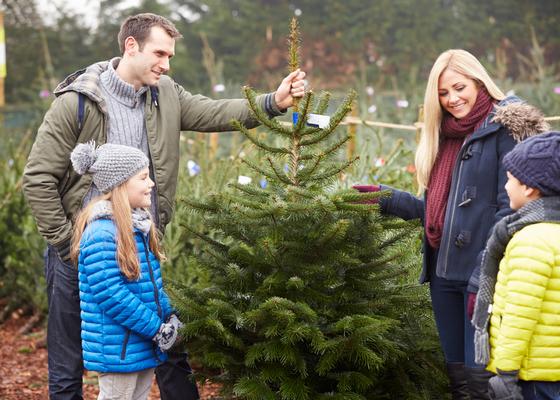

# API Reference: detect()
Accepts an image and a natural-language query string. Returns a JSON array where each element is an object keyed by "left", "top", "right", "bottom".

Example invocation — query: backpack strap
[{"left": 77, "top": 92, "right": 86, "bottom": 134}]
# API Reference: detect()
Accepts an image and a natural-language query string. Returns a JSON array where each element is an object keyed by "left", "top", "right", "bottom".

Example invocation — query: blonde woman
[
  {"left": 70, "top": 142, "right": 180, "bottom": 400},
  {"left": 356, "top": 49, "right": 548, "bottom": 399}
]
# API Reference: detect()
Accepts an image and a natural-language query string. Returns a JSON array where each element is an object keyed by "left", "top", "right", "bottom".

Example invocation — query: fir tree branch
[
  {"left": 313, "top": 91, "right": 331, "bottom": 115},
  {"left": 299, "top": 152, "right": 316, "bottom": 161},
  {"left": 299, "top": 90, "right": 355, "bottom": 146},
  {"left": 304, "top": 158, "right": 357, "bottom": 183},
  {"left": 330, "top": 89, "right": 357, "bottom": 125},
  {"left": 241, "top": 86, "right": 292, "bottom": 137},
  {"left": 228, "top": 196, "right": 266, "bottom": 212},
  {"left": 267, "top": 157, "right": 294, "bottom": 185},
  {"left": 300, "top": 126, "right": 322, "bottom": 137},
  {"left": 232, "top": 120, "right": 290, "bottom": 154},
  {"left": 333, "top": 202, "right": 380, "bottom": 213},
  {"left": 181, "top": 224, "right": 229, "bottom": 253},
  {"left": 293, "top": 91, "right": 313, "bottom": 133},
  {"left": 299, "top": 127, "right": 337, "bottom": 147},
  {"left": 180, "top": 196, "right": 221, "bottom": 213},
  {"left": 282, "top": 201, "right": 321, "bottom": 214},
  {"left": 229, "top": 182, "right": 270, "bottom": 198},
  {"left": 319, "top": 136, "right": 351, "bottom": 158},
  {"left": 241, "top": 158, "right": 286, "bottom": 184},
  {"left": 206, "top": 247, "right": 231, "bottom": 265},
  {"left": 236, "top": 207, "right": 279, "bottom": 220},
  {"left": 380, "top": 218, "right": 420, "bottom": 230},
  {"left": 285, "top": 185, "right": 316, "bottom": 200},
  {"left": 262, "top": 239, "right": 283, "bottom": 269},
  {"left": 379, "top": 230, "right": 413, "bottom": 249},
  {"left": 360, "top": 253, "right": 402, "bottom": 270},
  {"left": 316, "top": 219, "right": 350, "bottom": 248},
  {"left": 234, "top": 377, "right": 277, "bottom": 400},
  {"left": 295, "top": 154, "right": 323, "bottom": 181},
  {"left": 332, "top": 189, "right": 388, "bottom": 204}
]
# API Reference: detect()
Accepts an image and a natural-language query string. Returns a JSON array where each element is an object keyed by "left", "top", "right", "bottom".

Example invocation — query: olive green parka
[{"left": 23, "top": 59, "right": 283, "bottom": 252}]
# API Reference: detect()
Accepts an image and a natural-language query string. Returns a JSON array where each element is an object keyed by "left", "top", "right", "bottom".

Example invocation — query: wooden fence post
[
  {"left": 347, "top": 105, "right": 358, "bottom": 159},
  {"left": 0, "top": 11, "right": 5, "bottom": 108},
  {"left": 209, "top": 132, "right": 219, "bottom": 160},
  {"left": 415, "top": 105, "right": 424, "bottom": 143}
]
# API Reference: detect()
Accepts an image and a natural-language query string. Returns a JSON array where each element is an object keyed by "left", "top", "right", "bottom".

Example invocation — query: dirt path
[{"left": 0, "top": 314, "right": 220, "bottom": 399}]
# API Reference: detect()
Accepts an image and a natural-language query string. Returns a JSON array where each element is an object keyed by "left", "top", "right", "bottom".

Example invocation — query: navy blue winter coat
[
  {"left": 380, "top": 97, "right": 548, "bottom": 290},
  {"left": 78, "top": 218, "right": 173, "bottom": 373}
]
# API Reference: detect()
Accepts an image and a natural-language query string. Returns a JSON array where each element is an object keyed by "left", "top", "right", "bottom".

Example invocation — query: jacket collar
[
  {"left": 470, "top": 96, "right": 549, "bottom": 142},
  {"left": 88, "top": 200, "right": 153, "bottom": 235},
  {"left": 54, "top": 58, "right": 160, "bottom": 113},
  {"left": 100, "top": 60, "right": 148, "bottom": 108}
]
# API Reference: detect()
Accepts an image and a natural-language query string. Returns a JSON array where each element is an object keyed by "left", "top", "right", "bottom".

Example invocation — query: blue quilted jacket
[{"left": 78, "top": 218, "right": 173, "bottom": 373}]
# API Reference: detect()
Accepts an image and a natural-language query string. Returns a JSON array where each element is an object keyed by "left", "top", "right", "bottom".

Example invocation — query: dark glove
[
  {"left": 352, "top": 185, "right": 381, "bottom": 204},
  {"left": 467, "top": 292, "right": 477, "bottom": 321},
  {"left": 488, "top": 369, "right": 523, "bottom": 400},
  {"left": 153, "top": 314, "right": 183, "bottom": 351},
  {"left": 55, "top": 239, "right": 72, "bottom": 263}
]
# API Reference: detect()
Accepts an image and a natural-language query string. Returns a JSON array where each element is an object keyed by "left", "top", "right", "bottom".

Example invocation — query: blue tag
[{"left": 292, "top": 112, "right": 299, "bottom": 125}]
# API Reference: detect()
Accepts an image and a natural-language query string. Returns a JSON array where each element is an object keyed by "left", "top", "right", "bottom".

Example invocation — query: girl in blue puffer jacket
[{"left": 69, "top": 142, "right": 181, "bottom": 400}]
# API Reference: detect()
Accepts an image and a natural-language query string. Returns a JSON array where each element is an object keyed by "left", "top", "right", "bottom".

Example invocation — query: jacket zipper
[
  {"left": 438, "top": 144, "right": 467, "bottom": 276},
  {"left": 141, "top": 235, "right": 162, "bottom": 318},
  {"left": 145, "top": 93, "right": 162, "bottom": 229},
  {"left": 141, "top": 235, "right": 163, "bottom": 362},
  {"left": 120, "top": 330, "right": 130, "bottom": 360}
]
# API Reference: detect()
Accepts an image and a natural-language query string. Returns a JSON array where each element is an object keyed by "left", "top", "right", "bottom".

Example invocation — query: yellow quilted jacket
[{"left": 487, "top": 222, "right": 560, "bottom": 381}]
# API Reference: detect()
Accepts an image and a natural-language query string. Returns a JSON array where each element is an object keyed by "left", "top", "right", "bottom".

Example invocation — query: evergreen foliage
[
  {"left": 170, "top": 25, "right": 447, "bottom": 396},
  {"left": 0, "top": 137, "right": 46, "bottom": 318}
]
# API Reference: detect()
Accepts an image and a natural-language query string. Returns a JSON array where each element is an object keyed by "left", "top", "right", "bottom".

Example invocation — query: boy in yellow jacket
[{"left": 472, "top": 131, "right": 560, "bottom": 400}]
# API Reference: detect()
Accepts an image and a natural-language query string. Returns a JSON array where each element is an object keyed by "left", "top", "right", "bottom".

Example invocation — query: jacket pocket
[{"left": 120, "top": 330, "right": 130, "bottom": 360}]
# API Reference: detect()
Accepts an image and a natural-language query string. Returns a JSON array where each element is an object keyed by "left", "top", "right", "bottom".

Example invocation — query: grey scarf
[
  {"left": 89, "top": 200, "right": 153, "bottom": 235},
  {"left": 472, "top": 196, "right": 560, "bottom": 365}
]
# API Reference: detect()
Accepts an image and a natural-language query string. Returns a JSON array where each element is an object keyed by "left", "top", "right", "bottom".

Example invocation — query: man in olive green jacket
[{"left": 22, "top": 13, "right": 305, "bottom": 400}]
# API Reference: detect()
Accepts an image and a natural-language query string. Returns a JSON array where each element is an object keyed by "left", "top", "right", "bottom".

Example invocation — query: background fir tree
[{"left": 170, "top": 19, "right": 448, "bottom": 400}]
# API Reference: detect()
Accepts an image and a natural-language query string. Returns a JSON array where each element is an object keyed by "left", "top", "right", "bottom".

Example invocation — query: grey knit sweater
[
  {"left": 83, "top": 58, "right": 157, "bottom": 219},
  {"left": 100, "top": 59, "right": 149, "bottom": 154}
]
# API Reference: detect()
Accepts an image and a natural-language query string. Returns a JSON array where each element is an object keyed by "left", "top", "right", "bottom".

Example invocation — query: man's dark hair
[{"left": 118, "top": 13, "right": 182, "bottom": 54}]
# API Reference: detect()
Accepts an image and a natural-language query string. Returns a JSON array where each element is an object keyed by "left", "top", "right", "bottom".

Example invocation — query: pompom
[{"left": 70, "top": 141, "right": 97, "bottom": 175}]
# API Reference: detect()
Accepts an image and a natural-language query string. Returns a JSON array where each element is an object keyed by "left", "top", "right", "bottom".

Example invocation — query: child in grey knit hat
[
  {"left": 69, "top": 142, "right": 182, "bottom": 400},
  {"left": 471, "top": 131, "right": 560, "bottom": 400},
  {"left": 71, "top": 141, "right": 150, "bottom": 193}
]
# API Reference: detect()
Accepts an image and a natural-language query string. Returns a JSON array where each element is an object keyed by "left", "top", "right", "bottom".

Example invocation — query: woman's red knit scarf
[{"left": 425, "top": 88, "right": 494, "bottom": 249}]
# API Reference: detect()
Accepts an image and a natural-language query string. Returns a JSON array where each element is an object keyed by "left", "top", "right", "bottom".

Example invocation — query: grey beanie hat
[
  {"left": 70, "top": 142, "right": 149, "bottom": 193},
  {"left": 503, "top": 131, "right": 560, "bottom": 196}
]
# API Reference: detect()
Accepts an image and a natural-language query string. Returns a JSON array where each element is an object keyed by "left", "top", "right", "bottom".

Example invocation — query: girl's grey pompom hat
[{"left": 70, "top": 141, "right": 149, "bottom": 193}]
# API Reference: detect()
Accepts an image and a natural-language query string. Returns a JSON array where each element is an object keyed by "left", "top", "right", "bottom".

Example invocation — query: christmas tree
[{"left": 170, "top": 19, "right": 447, "bottom": 400}]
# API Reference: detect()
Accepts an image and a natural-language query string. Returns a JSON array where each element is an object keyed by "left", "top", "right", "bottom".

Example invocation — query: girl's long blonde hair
[
  {"left": 70, "top": 184, "right": 165, "bottom": 280},
  {"left": 415, "top": 49, "right": 506, "bottom": 191}
]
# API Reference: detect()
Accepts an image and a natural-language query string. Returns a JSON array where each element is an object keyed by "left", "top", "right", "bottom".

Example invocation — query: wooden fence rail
[
  {"left": 264, "top": 111, "right": 560, "bottom": 159},
  {"left": 1, "top": 112, "right": 559, "bottom": 205}
]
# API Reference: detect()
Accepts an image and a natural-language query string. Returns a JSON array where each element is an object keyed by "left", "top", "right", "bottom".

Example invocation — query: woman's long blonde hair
[
  {"left": 415, "top": 49, "right": 506, "bottom": 191},
  {"left": 70, "top": 185, "right": 165, "bottom": 280}
]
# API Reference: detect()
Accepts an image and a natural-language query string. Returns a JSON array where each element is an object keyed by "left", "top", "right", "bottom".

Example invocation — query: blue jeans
[
  {"left": 427, "top": 246, "right": 477, "bottom": 367},
  {"left": 45, "top": 246, "right": 200, "bottom": 400},
  {"left": 521, "top": 381, "right": 560, "bottom": 400}
]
